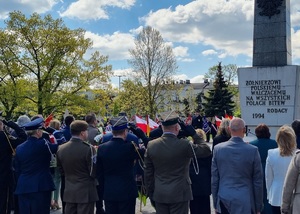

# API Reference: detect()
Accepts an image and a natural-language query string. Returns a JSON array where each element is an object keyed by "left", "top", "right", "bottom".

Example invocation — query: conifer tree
[{"left": 202, "top": 62, "right": 235, "bottom": 117}]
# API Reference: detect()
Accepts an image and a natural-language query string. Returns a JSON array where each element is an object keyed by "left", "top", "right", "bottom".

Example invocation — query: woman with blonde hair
[
  {"left": 265, "top": 125, "right": 296, "bottom": 214},
  {"left": 212, "top": 118, "right": 231, "bottom": 151},
  {"left": 49, "top": 119, "right": 66, "bottom": 210}
]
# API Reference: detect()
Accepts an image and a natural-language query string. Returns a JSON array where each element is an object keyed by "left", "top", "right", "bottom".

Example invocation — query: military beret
[
  {"left": 22, "top": 117, "right": 44, "bottom": 131},
  {"left": 111, "top": 116, "right": 128, "bottom": 130},
  {"left": 160, "top": 111, "right": 179, "bottom": 126}
]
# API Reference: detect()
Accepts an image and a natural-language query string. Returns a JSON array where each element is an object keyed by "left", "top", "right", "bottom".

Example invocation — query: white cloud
[
  {"left": 113, "top": 68, "right": 133, "bottom": 77},
  {"left": 190, "top": 75, "right": 205, "bottom": 83},
  {"left": 202, "top": 49, "right": 217, "bottom": 56},
  {"left": 218, "top": 52, "right": 227, "bottom": 59},
  {"left": 85, "top": 31, "right": 135, "bottom": 60},
  {"left": 0, "top": 0, "right": 58, "bottom": 19},
  {"left": 292, "top": 28, "right": 300, "bottom": 63},
  {"left": 173, "top": 46, "right": 189, "bottom": 57},
  {"left": 172, "top": 74, "right": 188, "bottom": 81},
  {"left": 59, "top": 0, "right": 136, "bottom": 20},
  {"left": 140, "top": 0, "right": 300, "bottom": 59},
  {"left": 181, "top": 58, "right": 195, "bottom": 62}
]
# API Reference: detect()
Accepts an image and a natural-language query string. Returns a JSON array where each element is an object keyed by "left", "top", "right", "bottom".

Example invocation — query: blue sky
[{"left": 0, "top": 0, "right": 300, "bottom": 88}]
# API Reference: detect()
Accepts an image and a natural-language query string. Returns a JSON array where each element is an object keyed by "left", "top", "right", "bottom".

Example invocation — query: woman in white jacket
[{"left": 265, "top": 125, "right": 296, "bottom": 214}]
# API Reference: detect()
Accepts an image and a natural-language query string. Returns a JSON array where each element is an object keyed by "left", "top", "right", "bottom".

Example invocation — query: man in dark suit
[
  {"left": 57, "top": 120, "right": 98, "bottom": 214},
  {"left": 212, "top": 118, "right": 263, "bottom": 214},
  {"left": 144, "top": 111, "right": 211, "bottom": 214},
  {"left": 97, "top": 116, "right": 143, "bottom": 214}
]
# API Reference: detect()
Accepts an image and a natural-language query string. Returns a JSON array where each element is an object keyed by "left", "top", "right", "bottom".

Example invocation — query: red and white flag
[
  {"left": 135, "top": 115, "right": 159, "bottom": 134},
  {"left": 215, "top": 116, "right": 222, "bottom": 127}
]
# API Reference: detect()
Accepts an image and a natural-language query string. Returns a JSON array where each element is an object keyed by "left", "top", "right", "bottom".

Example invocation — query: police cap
[
  {"left": 111, "top": 116, "right": 128, "bottom": 130},
  {"left": 22, "top": 117, "right": 44, "bottom": 131},
  {"left": 160, "top": 111, "right": 179, "bottom": 126}
]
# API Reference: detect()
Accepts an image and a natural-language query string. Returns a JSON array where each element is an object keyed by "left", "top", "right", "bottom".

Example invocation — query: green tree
[
  {"left": 115, "top": 79, "right": 148, "bottom": 115},
  {"left": 1, "top": 11, "right": 111, "bottom": 116},
  {"left": 128, "top": 26, "right": 177, "bottom": 118},
  {"left": 203, "top": 62, "right": 235, "bottom": 117},
  {"left": 183, "top": 98, "right": 190, "bottom": 116},
  {"left": 204, "top": 63, "right": 237, "bottom": 84}
]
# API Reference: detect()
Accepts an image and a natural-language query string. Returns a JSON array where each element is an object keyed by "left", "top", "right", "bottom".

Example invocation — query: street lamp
[
  {"left": 198, "top": 79, "right": 210, "bottom": 110},
  {"left": 117, "top": 75, "right": 123, "bottom": 91}
]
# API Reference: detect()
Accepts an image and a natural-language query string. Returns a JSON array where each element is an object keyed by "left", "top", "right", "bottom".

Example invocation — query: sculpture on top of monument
[{"left": 257, "top": 0, "right": 284, "bottom": 18}]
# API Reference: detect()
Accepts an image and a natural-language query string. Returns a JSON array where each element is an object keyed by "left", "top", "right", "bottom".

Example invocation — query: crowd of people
[{"left": 1, "top": 110, "right": 300, "bottom": 214}]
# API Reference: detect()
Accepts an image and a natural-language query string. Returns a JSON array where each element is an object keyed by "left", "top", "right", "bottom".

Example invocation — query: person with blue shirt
[
  {"left": 59, "top": 114, "right": 74, "bottom": 213},
  {"left": 14, "top": 118, "right": 58, "bottom": 214},
  {"left": 97, "top": 116, "right": 145, "bottom": 214}
]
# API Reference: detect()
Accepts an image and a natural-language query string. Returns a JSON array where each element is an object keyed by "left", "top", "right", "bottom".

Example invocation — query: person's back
[
  {"left": 61, "top": 115, "right": 74, "bottom": 141},
  {"left": 212, "top": 118, "right": 263, "bottom": 214},
  {"left": 57, "top": 120, "right": 98, "bottom": 214},
  {"left": 250, "top": 124, "right": 277, "bottom": 214},
  {"left": 265, "top": 125, "right": 296, "bottom": 213},
  {"left": 146, "top": 135, "right": 194, "bottom": 202},
  {"left": 144, "top": 111, "right": 211, "bottom": 214}
]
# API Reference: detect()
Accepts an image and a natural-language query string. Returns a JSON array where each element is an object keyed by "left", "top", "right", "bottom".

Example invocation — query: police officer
[
  {"left": 14, "top": 118, "right": 58, "bottom": 214},
  {"left": 97, "top": 116, "right": 144, "bottom": 214}
]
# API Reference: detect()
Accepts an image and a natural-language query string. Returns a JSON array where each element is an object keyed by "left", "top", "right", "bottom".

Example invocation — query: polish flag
[
  {"left": 215, "top": 116, "right": 222, "bottom": 127},
  {"left": 135, "top": 115, "right": 159, "bottom": 133}
]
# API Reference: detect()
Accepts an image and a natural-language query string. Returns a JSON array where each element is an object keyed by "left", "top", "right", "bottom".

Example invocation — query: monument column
[
  {"left": 238, "top": 0, "right": 300, "bottom": 139},
  {"left": 253, "top": 0, "right": 292, "bottom": 66}
]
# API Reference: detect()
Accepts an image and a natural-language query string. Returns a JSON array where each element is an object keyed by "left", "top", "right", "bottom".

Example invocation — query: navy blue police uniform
[
  {"left": 14, "top": 118, "right": 58, "bottom": 214},
  {"left": 97, "top": 116, "right": 143, "bottom": 214}
]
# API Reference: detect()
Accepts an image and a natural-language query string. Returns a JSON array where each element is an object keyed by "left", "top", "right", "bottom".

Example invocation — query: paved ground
[
  {"left": 50, "top": 198, "right": 156, "bottom": 214},
  {"left": 50, "top": 196, "right": 215, "bottom": 214}
]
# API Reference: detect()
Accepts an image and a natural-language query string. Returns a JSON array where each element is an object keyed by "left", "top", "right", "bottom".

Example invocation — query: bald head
[{"left": 229, "top": 118, "right": 246, "bottom": 137}]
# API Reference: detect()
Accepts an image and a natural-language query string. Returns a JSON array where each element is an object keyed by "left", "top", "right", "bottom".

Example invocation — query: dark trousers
[
  {"left": 0, "top": 186, "right": 12, "bottom": 214},
  {"left": 271, "top": 206, "right": 281, "bottom": 214},
  {"left": 155, "top": 201, "right": 189, "bottom": 214},
  {"left": 96, "top": 184, "right": 105, "bottom": 214},
  {"left": 60, "top": 175, "right": 66, "bottom": 213},
  {"left": 190, "top": 195, "right": 211, "bottom": 214},
  {"left": 65, "top": 202, "right": 95, "bottom": 214},
  {"left": 104, "top": 198, "right": 136, "bottom": 214},
  {"left": 18, "top": 191, "right": 51, "bottom": 214}
]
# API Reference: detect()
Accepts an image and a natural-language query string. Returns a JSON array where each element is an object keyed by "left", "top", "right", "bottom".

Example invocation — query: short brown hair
[
  {"left": 276, "top": 125, "right": 296, "bottom": 156},
  {"left": 70, "top": 120, "right": 88, "bottom": 136},
  {"left": 255, "top": 124, "right": 271, "bottom": 139}
]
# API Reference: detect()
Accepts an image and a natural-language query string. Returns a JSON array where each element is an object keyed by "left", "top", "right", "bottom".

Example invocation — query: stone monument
[{"left": 238, "top": 0, "right": 300, "bottom": 139}]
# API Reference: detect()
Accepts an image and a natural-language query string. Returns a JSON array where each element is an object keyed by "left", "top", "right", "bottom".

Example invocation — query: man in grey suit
[
  {"left": 144, "top": 111, "right": 211, "bottom": 214},
  {"left": 211, "top": 118, "right": 263, "bottom": 214},
  {"left": 57, "top": 120, "right": 98, "bottom": 214}
]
